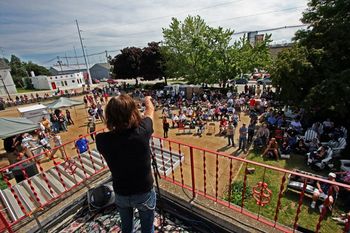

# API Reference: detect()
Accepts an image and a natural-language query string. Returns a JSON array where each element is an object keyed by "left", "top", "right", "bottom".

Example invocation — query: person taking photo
[{"left": 96, "top": 94, "right": 155, "bottom": 233}]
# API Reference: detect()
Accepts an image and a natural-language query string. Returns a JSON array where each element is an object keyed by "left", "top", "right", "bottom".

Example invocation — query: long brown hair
[{"left": 105, "top": 94, "right": 142, "bottom": 132}]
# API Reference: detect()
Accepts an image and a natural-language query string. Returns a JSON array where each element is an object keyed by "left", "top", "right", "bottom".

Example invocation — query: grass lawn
[
  {"left": 231, "top": 152, "right": 346, "bottom": 233},
  {"left": 16, "top": 88, "right": 37, "bottom": 93}
]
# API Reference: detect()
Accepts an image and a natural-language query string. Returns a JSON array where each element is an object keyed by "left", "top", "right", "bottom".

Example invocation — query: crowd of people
[
  {"left": 3, "top": 128, "right": 66, "bottom": 165},
  {"left": 1, "top": 81, "right": 349, "bottom": 228},
  {"left": 0, "top": 88, "right": 82, "bottom": 108}
]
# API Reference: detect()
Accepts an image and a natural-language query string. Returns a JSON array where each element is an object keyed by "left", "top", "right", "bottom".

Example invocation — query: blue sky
[{"left": 0, "top": 0, "right": 308, "bottom": 67}]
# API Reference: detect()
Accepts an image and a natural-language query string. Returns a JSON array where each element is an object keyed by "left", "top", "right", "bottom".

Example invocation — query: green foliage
[
  {"left": 112, "top": 47, "right": 142, "bottom": 79},
  {"left": 23, "top": 77, "right": 34, "bottom": 89},
  {"left": 271, "top": 45, "right": 315, "bottom": 104},
  {"left": 110, "top": 43, "right": 165, "bottom": 82},
  {"left": 10, "top": 55, "right": 27, "bottom": 79},
  {"left": 162, "top": 16, "right": 214, "bottom": 84},
  {"left": 139, "top": 42, "right": 165, "bottom": 81},
  {"left": 162, "top": 15, "right": 272, "bottom": 85},
  {"left": 272, "top": 0, "right": 350, "bottom": 125},
  {"left": 8, "top": 55, "right": 50, "bottom": 88},
  {"left": 25, "top": 61, "right": 51, "bottom": 76},
  {"left": 225, "top": 181, "right": 252, "bottom": 206},
  {"left": 0, "top": 175, "right": 8, "bottom": 190}
]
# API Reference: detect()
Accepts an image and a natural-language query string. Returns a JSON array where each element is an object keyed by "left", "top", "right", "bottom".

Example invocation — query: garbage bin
[{"left": 11, "top": 162, "right": 39, "bottom": 183}]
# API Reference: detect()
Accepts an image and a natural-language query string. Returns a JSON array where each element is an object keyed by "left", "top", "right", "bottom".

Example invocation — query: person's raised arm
[{"left": 144, "top": 96, "right": 154, "bottom": 121}]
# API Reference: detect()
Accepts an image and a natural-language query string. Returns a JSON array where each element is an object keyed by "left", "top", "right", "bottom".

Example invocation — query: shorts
[{"left": 313, "top": 188, "right": 333, "bottom": 201}]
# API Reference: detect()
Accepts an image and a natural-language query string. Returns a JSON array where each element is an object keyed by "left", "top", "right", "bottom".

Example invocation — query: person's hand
[{"left": 144, "top": 96, "right": 152, "bottom": 103}]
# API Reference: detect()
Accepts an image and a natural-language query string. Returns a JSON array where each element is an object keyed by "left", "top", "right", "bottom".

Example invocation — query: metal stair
[{"left": 0, "top": 144, "right": 183, "bottom": 223}]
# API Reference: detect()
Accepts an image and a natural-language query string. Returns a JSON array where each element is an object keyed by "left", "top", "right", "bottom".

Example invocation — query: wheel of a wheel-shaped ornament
[{"left": 252, "top": 181, "right": 272, "bottom": 206}]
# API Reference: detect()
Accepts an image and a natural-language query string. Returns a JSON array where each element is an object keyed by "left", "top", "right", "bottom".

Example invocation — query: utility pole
[
  {"left": 84, "top": 46, "right": 91, "bottom": 67},
  {"left": 57, "top": 56, "right": 63, "bottom": 72},
  {"left": 75, "top": 19, "right": 92, "bottom": 86},
  {"left": 105, "top": 50, "right": 108, "bottom": 63},
  {"left": 65, "top": 52, "right": 69, "bottom": 66},
  {"left": 0, "top": 74, "right": 11, "bottom": 100},
  {"left": 73, "top": 46, "right": 80, "bottom": 71}
]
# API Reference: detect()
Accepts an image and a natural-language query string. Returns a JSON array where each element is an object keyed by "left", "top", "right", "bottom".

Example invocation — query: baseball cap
[{"left": 328, "top": 172, "right": 336, "bottom": 178}]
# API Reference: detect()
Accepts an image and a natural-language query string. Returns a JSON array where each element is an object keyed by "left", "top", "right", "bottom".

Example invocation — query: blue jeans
[
  {"left": 115, "top": 188, "right": 156, "bottom": 233},
  {"left": 239, "top": 136, "right": 247, "bottom": 150}
]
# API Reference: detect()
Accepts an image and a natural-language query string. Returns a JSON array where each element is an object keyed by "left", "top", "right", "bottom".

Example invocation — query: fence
[
  {"left": 0, "top": 132, "right": 349, "bottom": 232},
  {"left": 0, "top": 129, "right": 107, "bottom": 233},
  {"left": 149, "top": 135, "right": 350, "bottom": 233}
]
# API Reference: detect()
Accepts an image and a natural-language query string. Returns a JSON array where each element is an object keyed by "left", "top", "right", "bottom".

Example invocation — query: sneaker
[
  {"left": 310, "top": 201, "right": 316, "bottom": 209},
  {"left": 319, "top": 204, "right": 324, "bottom": 213}
]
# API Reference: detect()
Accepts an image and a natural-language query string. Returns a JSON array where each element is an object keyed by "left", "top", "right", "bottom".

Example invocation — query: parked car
[
  {"left": 92, "top": 79, "right": 100, "bottom": 84},
  {"left": 234, "top": 78, "right": 248, "bottom": 84},
  {"left": 229, "top": 77, "right": 249, "bottom": 85},
  {"left": 107, "top": 79, "right": 118, "bottom": 84},
  {"left": 257, "top": 77, "right": 272, "bottom": 85}
]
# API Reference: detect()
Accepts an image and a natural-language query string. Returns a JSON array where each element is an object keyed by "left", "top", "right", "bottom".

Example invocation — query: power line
[
  {"left": 84, "top": 5, "right": 305, "bottom": 39},
  {"left": 209, "top": 6, "right": 305, "bottom": 24},
  {"left": 232, "top": 24, "right": 307, "bottom": 35},
  {"left": 83, "top": 0, "right": 244, "bottom": 33},
  {"left": 45, "top": 23, "right": 305, "bottom": 65}
]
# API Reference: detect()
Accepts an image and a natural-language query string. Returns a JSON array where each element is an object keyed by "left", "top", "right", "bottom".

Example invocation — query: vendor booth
[{"left": 17, "top": 104, "right": 49, "bottom": 123}]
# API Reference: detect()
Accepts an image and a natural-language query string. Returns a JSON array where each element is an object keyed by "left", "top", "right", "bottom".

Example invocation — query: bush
[
  {"left": 0, "top": 175, "right": 8, "bottom": 190},
  {"left": 224, "top": 181, "right": 252, "bottom": 206}
]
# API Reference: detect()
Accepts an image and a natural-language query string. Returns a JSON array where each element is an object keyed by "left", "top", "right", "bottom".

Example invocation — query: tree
[
  {"left": 111, "top": 47, "right": 142, "bottom": 84},
  {"left": 295, "top": 0, "right": 350, "bottom": 74},
  {"left": 272, "top": 45, "right": 316, "bottom": 104},
  {"left": 8, "top": 55, "right": 50, "bottom": 88},
  {"left": 272, "top": 0, "right": 350, "bottom": 125},
  {"left": 139, "top": 42, "right": 165, "bottom": 82},
  {"left": 208, "top": 27, "right": 237, "bottom": 87},
  {"left": 25, "top": 61, "right": 50, "bottom": 76},
  {"left": 162, "top": 16, "right": 215, "bottom": 84},
  {"left": 162, "top": 15, "right": 272, "bottom": 86},
  {"left": 10, "top": 55, "right": 27, "bottom": 78}
]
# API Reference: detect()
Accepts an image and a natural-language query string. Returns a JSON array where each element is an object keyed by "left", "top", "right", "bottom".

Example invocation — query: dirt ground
[{"left": 0, "top": 94, "right": 251, "bottom": 198}]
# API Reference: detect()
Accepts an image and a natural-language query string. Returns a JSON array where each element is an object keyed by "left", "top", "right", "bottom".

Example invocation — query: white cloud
[{"left": 0, "top": 0, "right": 308, "bottom": 65}]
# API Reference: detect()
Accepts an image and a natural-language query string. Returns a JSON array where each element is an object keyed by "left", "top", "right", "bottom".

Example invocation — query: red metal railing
[
  {"left": 150, "top": 135, "right": 350, "bottom": 233},
  {"left": 0, "top": 129, "right": 107, "bottom": 232},
  {"left": 0, "top": 133, "right": 349, "bottom": 233}
]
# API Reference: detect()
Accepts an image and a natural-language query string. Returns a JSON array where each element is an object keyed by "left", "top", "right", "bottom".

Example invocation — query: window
[
  {"left": 61, "top": 81, "right": 64, "bottom": 86},
  {"left": 64, "top": 81, "right": 68, "bottom": 86},
  {"left": 72, "top": 80, "right": 75, "bottom": 83},
  {"left": 55, "top": 77, "right": 57, "bottom": 79},
  {"left": 71, "top": 75, "right": 73, "bottom": 77}
]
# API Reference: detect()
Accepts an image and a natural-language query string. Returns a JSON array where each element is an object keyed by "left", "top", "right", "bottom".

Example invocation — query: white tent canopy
[
  {"left": 0, "top": 117, "right": 38, "bottom": 139},
  {"left": 45, "top": 97, "right": 83, "bottom": 109}
]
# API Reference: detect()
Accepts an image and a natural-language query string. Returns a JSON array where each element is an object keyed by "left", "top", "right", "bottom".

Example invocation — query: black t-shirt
[
  {"left": 96, "top": 117, "right": 154, "bottom": 196},
  {"left": 4, "top": 137, "right": 15, "bottom": 153}
]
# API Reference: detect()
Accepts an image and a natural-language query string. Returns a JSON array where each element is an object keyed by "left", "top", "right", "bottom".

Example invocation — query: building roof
[
  {"left": 91, "top": 63, "right": 111, "bottom": 70},
  {"left": 50, "top": 64, "right": 87, "bottom": 72},
  {"left": 0, "top": 58, "right": 10, "bottom": 70}
]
